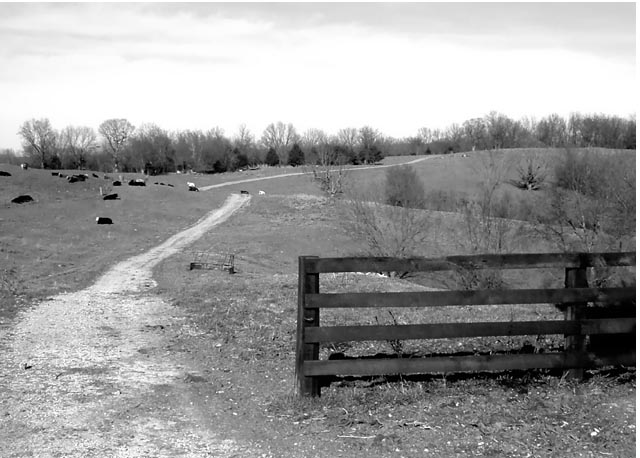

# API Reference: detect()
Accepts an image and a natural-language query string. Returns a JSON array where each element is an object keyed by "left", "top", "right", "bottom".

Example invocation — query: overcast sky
[{"left": 0, "top": 2, "right": 636, "bottom": 150}]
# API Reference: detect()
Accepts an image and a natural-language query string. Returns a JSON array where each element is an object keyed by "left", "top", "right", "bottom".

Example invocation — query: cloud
[{"left": 0, "top": 2, "right": 635, "bottom": 150}]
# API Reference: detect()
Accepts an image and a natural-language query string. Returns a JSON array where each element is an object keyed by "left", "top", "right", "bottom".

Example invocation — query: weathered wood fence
[{"left": 296, "top": 252, "right": 636, "bottom": 396}]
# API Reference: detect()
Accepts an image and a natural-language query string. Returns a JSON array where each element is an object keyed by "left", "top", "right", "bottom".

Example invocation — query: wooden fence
[{"left": 296, "top": 252, "right": 636, "bottom": 396}]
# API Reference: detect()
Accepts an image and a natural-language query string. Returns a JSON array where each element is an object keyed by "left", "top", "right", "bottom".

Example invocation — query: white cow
[{"left": 258, "top": 190, "right": 266, "bottom": 195}]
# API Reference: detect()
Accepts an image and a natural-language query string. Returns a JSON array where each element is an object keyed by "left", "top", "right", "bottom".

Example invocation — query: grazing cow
[
  {"left": 0, "top": 171, "right": 11, "bottom": 177},
  {"left": 102, "top": 193, "right": 119, "bottom": 200},
  {"left": 20, "top": 163, "right": 28, "bottom": 170},
  {"left": 51, "top": 172, "right": 58, "bottom": 176},
  {"left": 67, "top": 176, "right": 79, "bottom": 183},
  {"left": 92, "top": 173, "right": 99, "bottom": 178},
  {"left": 128, "top": 179, "right": 146, "bottom": 186},
  {"left": 11, "top": 195, "right": 33, "bottom": 204},
  {"left": 240, "top": 190, "right": 249, "bottom": 195},
  {"left": 187, "top": 182, "right": 199, "bottom": 192},
  {"left": 113, "top": 180, "right": 122, "bottom": 186},
  {"left": 258, "top": 190, "right": 266, "bottom": 195},
  {"left": 167, "top": 183, "right": 174, "bottom": 187},
  {"left": 96, "top": 217, "right": 113, "bottom": 224}
]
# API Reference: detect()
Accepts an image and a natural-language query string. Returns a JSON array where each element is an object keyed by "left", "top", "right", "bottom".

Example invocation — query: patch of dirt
[{"left": 0, "top": 194, "right": 258, "bottom": 457}]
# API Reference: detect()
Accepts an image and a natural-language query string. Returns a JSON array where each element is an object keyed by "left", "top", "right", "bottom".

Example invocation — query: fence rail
[{"left": 296, "top": 252, "right": 636, "bottom": 397}]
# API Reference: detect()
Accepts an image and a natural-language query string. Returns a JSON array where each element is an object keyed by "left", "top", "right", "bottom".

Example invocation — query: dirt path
[
  {"left": 0, "top": 194, "right": 255, "bottom": 457},
  {"left": 198, "top": 155, "right": 433, "bottom": 191}
]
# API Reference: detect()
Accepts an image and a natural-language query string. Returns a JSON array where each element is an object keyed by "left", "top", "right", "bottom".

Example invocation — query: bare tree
[
  {"left": 301, "top": 128, "right": 329, "bottom": 165},
  {"left": 417, "top": 127, "right": 443, "bottom": 144},
  {"left": 260, "top": 122, "right": 298, "bottom": 165},
  {"left": 98, "top": 118, "right": 135, "bottom": 172},
  {"left": 358, "top": 126, "right": 381, "bottom": 151},
  {"left": 341, "top": 177, "right": 440, "bottom": 277},
  {"left": 18, "top": 118, "right": 57, "bottom": 168},
  {"left": 233, "top": 124, "right": 254, "bottom": 150},
  {"left": 336, "top": 127, "right": 358, "bottom": 158},
  {"left": 462, "top": 118, "right": 487, "bottom": 151},
  {"left": 61, "top": 125, "right": 97, "bottom": 169}
]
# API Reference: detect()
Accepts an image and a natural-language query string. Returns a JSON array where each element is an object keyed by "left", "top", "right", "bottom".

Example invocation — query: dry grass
[
  {"left": 1, "top": 151, "right": 635, "bottom": 457},
  {"left": 152, "top": 185, "right": 634, "bottom": 457}
]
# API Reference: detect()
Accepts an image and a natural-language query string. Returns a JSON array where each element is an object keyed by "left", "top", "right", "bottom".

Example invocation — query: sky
[{"left": 0, "top": 2, "right": 636, "bottom": 150}]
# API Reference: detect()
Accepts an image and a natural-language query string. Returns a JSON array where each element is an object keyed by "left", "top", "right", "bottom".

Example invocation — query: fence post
[
  {"left": 564, "top": 262, "right": 589, "bottom": 380},
  {"left": 296, "top": 256, "right": 320, "bottom": 397}
]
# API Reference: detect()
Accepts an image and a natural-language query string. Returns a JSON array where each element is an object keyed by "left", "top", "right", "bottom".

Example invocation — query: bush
[
  {"left": 541, "top": 148, "right": 635, "bottom": 251},
  {"left": 385, "top": 165, "right": 425, "bottom": 209},
  {"left": 514, "top": 156, "right": 547, "bottom": 191}
]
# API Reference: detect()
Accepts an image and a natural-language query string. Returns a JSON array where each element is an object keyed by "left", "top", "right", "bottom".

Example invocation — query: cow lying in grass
[{"left": 187, "top": 182, "right": 199, "bottom": 192}]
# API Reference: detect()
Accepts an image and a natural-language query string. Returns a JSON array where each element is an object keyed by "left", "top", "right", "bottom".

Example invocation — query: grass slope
[
  {"left": 154, "top": 192, "right": 635, "bottom": 457},
  {"left": 1, "top": 150, "right": 635, "bottom": 456}
]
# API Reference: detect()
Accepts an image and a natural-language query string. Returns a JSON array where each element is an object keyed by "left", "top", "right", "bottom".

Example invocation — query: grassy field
[
  {"left": 1, "top": 149, "right": 635, "bottom": 456},
  {"left": 153, "top": 190, "right": 635, "bottom": 457}
]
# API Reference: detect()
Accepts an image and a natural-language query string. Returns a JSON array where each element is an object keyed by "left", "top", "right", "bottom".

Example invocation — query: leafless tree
[
  {"left": 301, "top": 128, "right": 331, "bottom": 165},
  {"left": 342, "top": 184, "right": 437, "bottom": 265},
  {"left": 18, "top": 118, "right": 57, "bottom": 168},
  {"left": 260, "top": 122, "right": 298, "bottom": 165},
  {"left": 336, "top": 127, "right": 359, "bottom": 156},
  {"left": 358, "top": 126, "right": 381, "bottom": 151},
  {"left": 98, "top": 118, "right": 135, "bottom": 172},
  {"left": 233, "top": 124, "right": 255, "bottom": 150},
  {"left": 61, "top": 125, "right": 97, "bottom": 169},
  {"left": 417, "top": 127, "right": 443, "bottom": 144}
]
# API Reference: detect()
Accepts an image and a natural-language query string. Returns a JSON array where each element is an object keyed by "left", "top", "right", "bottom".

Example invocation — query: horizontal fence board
[
  {"left": 305, "top": 318, "right": 635, "bottom": 343},
  {"left": 306, "top": 287, "right": 634, "bottom": 309},
  {"left": 303, "top": 252, "right": 636, "bottom": 274},
  {"left": 303, "top": 352, "right": 636, "bottom": 377}
]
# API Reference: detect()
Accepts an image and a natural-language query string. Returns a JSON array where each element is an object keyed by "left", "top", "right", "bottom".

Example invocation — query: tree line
[{"left": 4, "top": 111, "right": 635, "bottom": 173}]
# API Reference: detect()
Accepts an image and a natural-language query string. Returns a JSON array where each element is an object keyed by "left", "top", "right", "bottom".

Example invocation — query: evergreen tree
[
  {"left": 288, "top": 143, "right": 305, "bottom": 167},
  {"left": 265, "top": 147, "right": 279, "bottom": 166}
]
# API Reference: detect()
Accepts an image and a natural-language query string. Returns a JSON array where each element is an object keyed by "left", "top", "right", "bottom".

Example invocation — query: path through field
[
  {"left": 0, "top": 194, "right": 255, "bottom": 457},
  {"left": 198, "top": 155, "right": 433, "bottom": 191},
  {"left": 0, "top": 157, "right": 434, "bottom": 456}
]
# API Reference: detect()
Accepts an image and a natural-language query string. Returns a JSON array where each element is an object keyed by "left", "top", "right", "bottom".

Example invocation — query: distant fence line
[{"left": 296, "top": 252, "right": 636, "bottom": 397}]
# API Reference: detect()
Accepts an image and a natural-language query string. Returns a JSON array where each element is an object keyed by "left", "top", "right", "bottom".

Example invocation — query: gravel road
[{"left": 0, "top": 194, "right": 255, "bottom": 457}]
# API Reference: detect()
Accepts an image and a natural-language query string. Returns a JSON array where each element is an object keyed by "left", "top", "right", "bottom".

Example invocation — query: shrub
[
  {"left": 514, "top": 156, "right": 547, "bottom": 191},
  {"left": 385, "top": 165, "right": 425, "bottom": 209}
]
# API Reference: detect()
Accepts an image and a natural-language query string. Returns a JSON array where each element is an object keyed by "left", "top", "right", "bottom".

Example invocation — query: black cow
[
  {"left": 0, "top": 171, "right": 11, "bottom": 177},
  {"left": 102, "top": 193, "right": 119, "bottom": 200},
  {"left": 96, "top": 217, "right": 113, "bottom": 224},
  {"left": 11, "top": 195, "right": 34, "bottom": 204}
]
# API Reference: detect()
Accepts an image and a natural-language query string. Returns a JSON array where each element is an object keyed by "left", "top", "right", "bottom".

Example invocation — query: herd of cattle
[{"left": 2, "top": 165, "right": 263, "bottom": 224}]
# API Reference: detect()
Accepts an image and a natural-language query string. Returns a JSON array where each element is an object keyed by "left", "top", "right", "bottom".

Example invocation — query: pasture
[{"left": 0, "top": 149, "right": 635, "bottom": 457}]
